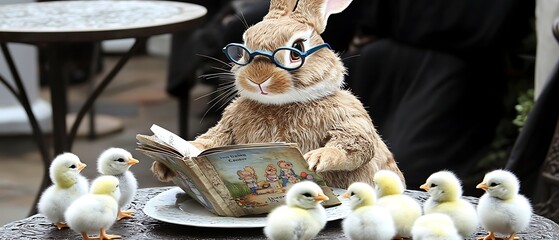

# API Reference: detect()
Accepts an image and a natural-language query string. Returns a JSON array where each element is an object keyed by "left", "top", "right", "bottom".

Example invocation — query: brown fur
[
  {"left": 151, "top": 0, "right": 405, "bottom": 188},
  {"left": 191, "top": 92, "right": 404, "bottom": 188}
]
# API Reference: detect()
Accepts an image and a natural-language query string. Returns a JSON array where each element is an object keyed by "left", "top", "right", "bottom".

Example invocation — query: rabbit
[{"left": 151, "top": 0, "right": 405, "bottom": 188}]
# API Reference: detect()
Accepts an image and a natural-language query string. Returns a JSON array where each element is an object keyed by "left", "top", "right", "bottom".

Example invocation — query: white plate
[{"left": 143, "top": 187, "right": 350, "bottom": 228}]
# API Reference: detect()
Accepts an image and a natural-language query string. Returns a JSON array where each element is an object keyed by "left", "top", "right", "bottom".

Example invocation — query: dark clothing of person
[
  {"left": 164, "top": 0, "right": 534, "bottom": 194},
  {"left": 344, "top": 0, "right": 533, "bottom": 192}
]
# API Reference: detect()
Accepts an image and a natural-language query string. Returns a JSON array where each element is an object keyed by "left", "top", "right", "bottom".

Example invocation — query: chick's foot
[
  {"left": 506, "top": 233, "right": 520, "bottom": 240},
  {"left": 117, "top": 209, "right": 134, "bottom": 220},
  {"left": 98, "top": 228, "right": 121, "bottom": 240},
  {"left": 478, "top": 231, "right": 497, "bottom": 240},
  {"left": 80, "top": 232, "right": 96, "bottom": 240},
  {"left": 55, "top": 222, "right": 68, "bottom": 230}
]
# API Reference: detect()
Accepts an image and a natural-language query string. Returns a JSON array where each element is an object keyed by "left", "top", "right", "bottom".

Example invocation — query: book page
[
  {"left": 199, "top": 142, "right": 288, "bottom": 155},
  {"left": 136, "top": 134, "right": 183, "bottom": 158},
  {"left": 150, "top": 124, "right": 202, "bottom": 157},
  {"left": 199, "top": 144, "right": 341, "bottom": 215}
]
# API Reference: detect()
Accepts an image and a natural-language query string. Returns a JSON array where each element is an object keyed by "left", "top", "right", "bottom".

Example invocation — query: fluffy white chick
[
  {"left": 476, "top": 169, "right": 532, "bottom": 240},
  {"left": 411, "top": 213, "right": 462, "bottom": 240},
  {"left": 264, "top": 181, "right": 329, "bottom": 240},
  {"left": 37, "top": 152, "right": 88, "bottom": 230},
  {"left": 97, "top": 147, "right": 139, "bottom": 220},
  {"left": 342, "top": 182, "right": 396, "bottom": 240},
  {"left": 65, "top": 175, "right": 121, "bottom": 240},
  {"left": 420, "top": 170, "right": 478, "bottom": 238},
  {"left": 373, "top": 170, "right": 422, "bottom": 239}
]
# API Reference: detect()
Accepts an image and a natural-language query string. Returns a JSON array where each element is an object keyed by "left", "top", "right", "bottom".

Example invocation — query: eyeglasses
[{"left": 222, "top": 43, "right": 332, "bottom": 71}]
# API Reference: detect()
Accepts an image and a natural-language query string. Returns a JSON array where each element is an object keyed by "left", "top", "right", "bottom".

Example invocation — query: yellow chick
[
  {"left": 342, "top": 182, "right": 396, "bottom": 240},
  {"left": 476, "top": 169, "right": 532, "bottom": 240},
  {"left": 37, "top": 152, "right": 88, "bottom": 230},
  {"left": 97, "top": 148, "right": 139, "bottom": 220},
  {"left": 263, "top": 181, "right": 329, "bottom": 240},
  {"left": 374, "top": 170, "right": 422, "bottom": 239},
  {"left": 420, "top": 170, "right": 478, "bottom": 238},
  {"left": 411, "top": 213, "right": 462, "bottom": 240},
  {"left": 65, "top": 175, "right": 121, "bottom": 240}
]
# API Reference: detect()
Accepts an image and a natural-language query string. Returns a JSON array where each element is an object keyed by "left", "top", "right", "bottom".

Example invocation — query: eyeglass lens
[
  {"left": 225, "top": 45, "right": 305, "bottom": 70},
  {"left": 273, "top": 49, "right": 303, "bottom": 70},
  {"left": 226, "top": 45, "right": 249, "bottom": 64}
]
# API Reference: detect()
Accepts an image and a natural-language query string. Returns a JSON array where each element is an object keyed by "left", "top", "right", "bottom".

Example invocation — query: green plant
[{"left": 513, "top": 88, "right": 535, "bottom": 130}]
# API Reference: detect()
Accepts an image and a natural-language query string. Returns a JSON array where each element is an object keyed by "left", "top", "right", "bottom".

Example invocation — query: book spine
[
  {"left": 192, "top": 156, "right": 246, "bottom": 217},
  {"left": 138, "top": 151, "right": 213, "bottom": 207},
  {"left": 183, "top": 156, "right": 234, "bottom": 216}
]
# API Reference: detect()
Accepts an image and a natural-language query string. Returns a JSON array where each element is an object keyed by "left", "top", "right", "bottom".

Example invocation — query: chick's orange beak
[
  {"left": 127, "top": 158, "right": 139, "bottom": 166},
  {"left": 315, "top": 194, "right": 329, "bottom": 202},
  {"left": 77, "top": 163, "right": 87, "bottom": 172},
  {"left": 419, "top": 183, "right": 429, "bottom": 191},
  {"left": 476, "top": 182, "right": 489, "bottom": 191},
  {"left": 340, "top": 192, "right": 350, "bottom": 199}
]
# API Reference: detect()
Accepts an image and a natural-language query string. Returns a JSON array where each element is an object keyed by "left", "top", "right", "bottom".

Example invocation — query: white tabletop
[{"left": 0, "top": 0, "right": 207, "bottom": 43}]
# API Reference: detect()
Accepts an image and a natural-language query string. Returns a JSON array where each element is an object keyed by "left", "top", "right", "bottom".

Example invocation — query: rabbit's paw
[
  {"left": 304, "top": 147, "right": 347, "bottom": 172},
  {"left": 151, "top": 161, "right": 175, "bottom": 182}
]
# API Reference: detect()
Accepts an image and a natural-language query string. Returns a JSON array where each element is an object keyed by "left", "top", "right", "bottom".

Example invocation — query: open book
[{"left": 136, "top": 124, "right": 341, "bottom": 217}]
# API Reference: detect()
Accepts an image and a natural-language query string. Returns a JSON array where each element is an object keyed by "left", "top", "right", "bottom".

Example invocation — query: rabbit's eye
[
  {"left": 292, "top": 40, "right": 305, "bottom": 52},
  {"left": 290, "top": 40, "right": 305, "bottom": 61}
]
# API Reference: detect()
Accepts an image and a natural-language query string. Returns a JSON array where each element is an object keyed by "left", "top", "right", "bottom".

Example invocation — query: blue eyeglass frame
[{"left": 222, "top": 43, "right": 332, "bottom": 71}]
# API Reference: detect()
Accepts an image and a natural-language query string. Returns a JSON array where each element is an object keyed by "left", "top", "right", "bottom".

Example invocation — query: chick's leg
[
  {"left": 55, "top": 222, "right": 68, "bottom": 230},
  {"left": 506, "top": 233, "right": 520, "bottom": 240},
  {"left": 81, "top": 232, "right": 95, "bottom": 240},
  {"left": 478, "top": 231, "right": 497, "bottom": 240},
  {"left": 117, "top": 209, "right": 134, "bottom": 220},
  {"left": 99, "top": 228, "right": 121, "bottom": 240}
]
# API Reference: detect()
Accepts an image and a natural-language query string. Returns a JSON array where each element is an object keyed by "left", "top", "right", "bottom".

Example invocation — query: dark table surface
[{"left": 1, "top": 187, "right": 558, "bottom": 239}]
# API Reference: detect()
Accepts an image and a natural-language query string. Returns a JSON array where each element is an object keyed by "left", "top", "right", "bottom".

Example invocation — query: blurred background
[{"left": 0, "top": 35, "right": 227, "bottom": 225}]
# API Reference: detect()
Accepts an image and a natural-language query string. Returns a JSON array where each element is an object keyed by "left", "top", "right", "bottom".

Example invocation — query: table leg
[
  {"left": 87, "top": 43, "right": 101, "bottom": 140},
  {"left": 67, "top": 38, "right": 147, "bottom": 149},
  {"left": 0, "top": 42, "right": 51, "bottom": 216},
  {"left": 179, "top": 94, "right": 190, "bottom": 138},
  {"left": 45, "top": 44, "right": 68, "bottom": 154}
]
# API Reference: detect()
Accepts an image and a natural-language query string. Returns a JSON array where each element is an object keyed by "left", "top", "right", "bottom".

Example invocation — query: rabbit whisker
[
  {"left": 341, "top": 54, "right": 361, "bottom": 61},
  {"left": 195, "top": 84, "right": 236, "bottom": 101},
  {"left": 211, "top": 66, "right": 233, "bottom": 73},
  {"left": 196, "top": 54, "right": 233, "bottom": 68},
  {"left": 218, "top": 81, "right": 235, "bottom": 87},
  {"left": 236, "top": 10, "right": 249, "bottom": 30},
  {"left": 200, "top": 88, "right": 238, "bottom": 123},
  {"left": 217, "top": 91, "right": 239, "bottom": 111},
  {"left": 199, "top": 72, "right": 234, "bottom": 78},
  {"left": 206, "top": 85, "right": 237, "bottom": 105}
]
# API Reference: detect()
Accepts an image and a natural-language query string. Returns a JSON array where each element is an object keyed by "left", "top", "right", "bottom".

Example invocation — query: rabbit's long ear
[
  {"left": 264, "top": 0, "right": 298, "bottom": 20},
  {"left": 293, "top": 0, "right": 352, "bottom": 33}
]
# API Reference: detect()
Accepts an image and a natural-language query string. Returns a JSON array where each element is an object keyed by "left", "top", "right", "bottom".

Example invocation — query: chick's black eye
[
  {"left": 115, "top": 158, "right": 125, "bottom": 163},
  {"left": 489, "top": 182, "right": 499, "bottom": 187},
  {"left": 430, "top": 183, "right": 437, "bottom": 188},
  {"left": 69, "top": 164, "right": 76, "bottom": 169},
  {"left": 350, "top": 192, "right": 355, "bottom": 196},
  {"left": 302, "top": 192, "right": 312, "bottom": 198}
]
